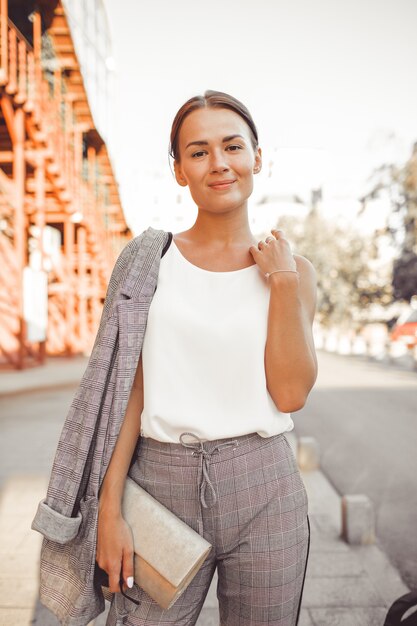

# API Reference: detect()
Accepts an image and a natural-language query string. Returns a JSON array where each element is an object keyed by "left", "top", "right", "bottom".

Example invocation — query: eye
[
  {"left": 226, "top": 145, "right": 243, "bottom": 152},
  {"left": 191, "top": 150, "right": 207, "bottom": 158}
]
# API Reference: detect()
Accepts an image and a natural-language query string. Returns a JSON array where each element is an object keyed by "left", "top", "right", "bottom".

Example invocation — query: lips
[{"left": 209, "top": 179, "right": 236, "bottom": 189}]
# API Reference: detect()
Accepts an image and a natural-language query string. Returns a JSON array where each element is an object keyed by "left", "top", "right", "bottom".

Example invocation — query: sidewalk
[{"left": 0, "top": 358, "right": 410, "bottom": 626}]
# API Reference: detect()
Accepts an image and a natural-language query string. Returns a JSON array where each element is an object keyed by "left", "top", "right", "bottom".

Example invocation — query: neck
[{"left": 187, "top": 210, "right": 257, "bottom": 247}]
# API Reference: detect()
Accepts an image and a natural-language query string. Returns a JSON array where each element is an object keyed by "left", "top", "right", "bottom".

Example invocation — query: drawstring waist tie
[{"left": 179, "top": 432, "right": 238, "bottom": 508}]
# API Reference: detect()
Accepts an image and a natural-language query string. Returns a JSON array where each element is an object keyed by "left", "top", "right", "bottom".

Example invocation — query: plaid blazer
[{"left": 31, "top": 227, "right": 172, "bottom": 626}]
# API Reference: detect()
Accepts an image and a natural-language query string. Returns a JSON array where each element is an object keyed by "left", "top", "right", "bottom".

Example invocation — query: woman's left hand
[{"left": 249, "top": 229, "right": 297, "bottom": 276}]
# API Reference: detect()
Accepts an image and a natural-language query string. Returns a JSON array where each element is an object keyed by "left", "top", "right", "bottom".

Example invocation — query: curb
[
  {"left": 294, "top": 433, "right": 410, "bottom": 609},
  {"left": 0, "top": 357, "right": 88, "bottom": 398},
  {"left": 0, "top": 379, "right": 84, "bottom": 398}
]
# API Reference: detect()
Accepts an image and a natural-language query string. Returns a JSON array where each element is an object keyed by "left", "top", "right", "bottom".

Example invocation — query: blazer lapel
[{"left": 116, "top": 227, "right": 169, "bottom": 383}]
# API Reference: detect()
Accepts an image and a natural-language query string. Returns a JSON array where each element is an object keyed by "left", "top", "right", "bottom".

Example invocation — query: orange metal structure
[{"left": 0, "top": 0, "right": 131, "bottom": 368}]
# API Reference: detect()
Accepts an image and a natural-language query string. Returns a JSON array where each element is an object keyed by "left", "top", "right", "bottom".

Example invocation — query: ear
[
  {"left": 253, "top": 147, "right": 262, "bottom": 174},
  {"left": 174, "top": 160, "right": 188, "bottom": 187}
]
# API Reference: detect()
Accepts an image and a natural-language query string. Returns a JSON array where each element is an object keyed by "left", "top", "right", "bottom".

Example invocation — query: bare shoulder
[
  {"left": 293, "top": 254, "right": 317, "bottom": 321},
  {"left": 294, "top": 254, "right": 316, "bottom": 279}
]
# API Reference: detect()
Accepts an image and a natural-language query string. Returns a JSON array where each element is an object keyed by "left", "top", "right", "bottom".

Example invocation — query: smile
[{"left": 208, "top": 180, "right": 236, "bottom": 190}]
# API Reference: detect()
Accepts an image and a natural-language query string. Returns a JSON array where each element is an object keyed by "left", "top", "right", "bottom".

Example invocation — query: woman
[{"left": 98, "top": 90, "right": 318, "bottom": 626}]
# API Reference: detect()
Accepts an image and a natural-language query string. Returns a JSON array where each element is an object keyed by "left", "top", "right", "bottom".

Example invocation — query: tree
[
  {"left": 274, "top": 209, "right": 392, "bottom": 328},
  {"left": 360, "top": 142, "right": 417, "bottom": 302}
]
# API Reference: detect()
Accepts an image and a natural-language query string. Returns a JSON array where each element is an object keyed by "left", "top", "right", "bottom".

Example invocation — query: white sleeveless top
[{"left": 140, "top": 238, "right": 294, "bottom": 442}]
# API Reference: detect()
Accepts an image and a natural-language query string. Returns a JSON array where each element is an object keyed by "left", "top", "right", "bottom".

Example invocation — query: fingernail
[{"left": 127, "top": 576, "right": 134, "bottom": 588}]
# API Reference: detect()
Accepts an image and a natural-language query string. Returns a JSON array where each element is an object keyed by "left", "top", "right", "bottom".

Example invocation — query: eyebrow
[{"left": 185, "top": 134, "right": 245, "bottom": 150}]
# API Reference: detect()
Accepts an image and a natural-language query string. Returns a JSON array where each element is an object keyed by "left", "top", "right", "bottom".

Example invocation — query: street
[
  {"left": 294, "top": 350, "right": 417, "bottom": 590},
  {"left": 0, "top": 386, "right": 74, "bottom": 489}
]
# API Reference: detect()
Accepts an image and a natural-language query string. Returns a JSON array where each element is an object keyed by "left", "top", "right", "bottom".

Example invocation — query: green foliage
[
  {"left": 361, "top": 143, "right": 417, "bottom": 302},
  {"left": 274, "top": 210, "right": 392, "bottom": 328},
  {"left": 393, "top": 252, "right": 417, "bottom": 301}
]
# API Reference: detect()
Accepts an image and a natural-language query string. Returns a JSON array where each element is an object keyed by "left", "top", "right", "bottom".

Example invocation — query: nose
[{"left": 209, "top": 148, "right": 229, "bottom": 173}]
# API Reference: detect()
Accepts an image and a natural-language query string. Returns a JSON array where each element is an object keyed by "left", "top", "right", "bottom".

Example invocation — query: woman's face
[{"left": 174, "top": 107, "right": 262, "bottom": 214}]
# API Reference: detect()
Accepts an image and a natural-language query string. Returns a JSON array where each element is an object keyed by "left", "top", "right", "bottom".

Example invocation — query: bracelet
[{"left": 265, "top": 269, "right": 299, "bottom": 279}]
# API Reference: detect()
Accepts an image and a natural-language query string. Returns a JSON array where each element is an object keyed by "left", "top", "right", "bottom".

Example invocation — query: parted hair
[{"left": 169, "top": 90, "right": 259, "bottom": 162}]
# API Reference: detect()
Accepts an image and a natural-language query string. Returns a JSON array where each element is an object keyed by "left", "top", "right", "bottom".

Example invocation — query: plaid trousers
[{"left": 106, "top": 432, "right": 309, "bottom": 626}]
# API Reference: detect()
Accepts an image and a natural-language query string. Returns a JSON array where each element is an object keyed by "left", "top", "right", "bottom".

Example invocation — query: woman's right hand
[
  {"left": 96, "top": 506, "right": 135, "bottom": 593},
  {"left": 95, "top": 353, "right": 143, "bottom": 593}
]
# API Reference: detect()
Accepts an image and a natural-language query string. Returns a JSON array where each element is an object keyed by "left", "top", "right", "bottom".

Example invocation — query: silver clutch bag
[{"left": 121, "top": 477, "right": 212, "bottom": 610}]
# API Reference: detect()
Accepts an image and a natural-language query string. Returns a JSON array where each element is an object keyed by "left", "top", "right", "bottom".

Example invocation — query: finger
[
  {"left": 122, "top": 546, "right": 135, "bottom": 590},
  {"left": 271, "top": 229, "right": 284, "bottom": 238},
  {"left": 108, "top": 561, "right": 123, "bottom": 593},
  {"left": 265, "top": 236, "right": 275, "bottom": 243}
]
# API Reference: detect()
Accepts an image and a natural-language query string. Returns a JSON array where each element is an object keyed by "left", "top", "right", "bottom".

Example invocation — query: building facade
[{"left": 0, "top": 0, "right": 131, "bottom": 368}]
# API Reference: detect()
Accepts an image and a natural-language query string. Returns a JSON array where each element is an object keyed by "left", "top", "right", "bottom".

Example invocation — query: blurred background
[
  {"left": 0, "top": 1, "right": 416, "bottom": 624},
  {"left": 2, "top": 0, "right": 417, "bottom": 368}
]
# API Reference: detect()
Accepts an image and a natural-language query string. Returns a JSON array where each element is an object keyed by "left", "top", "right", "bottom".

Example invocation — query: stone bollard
[
  {"left": 341, "top": 494, "right": 375, "bottom": 545},
  {"left": 297, "top": 436, "right": 320, "bottom": 471}
]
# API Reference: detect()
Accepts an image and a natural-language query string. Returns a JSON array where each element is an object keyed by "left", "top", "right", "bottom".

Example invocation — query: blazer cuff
[{"left": 31, "top": 498, "right": 82, "bottom": 544}]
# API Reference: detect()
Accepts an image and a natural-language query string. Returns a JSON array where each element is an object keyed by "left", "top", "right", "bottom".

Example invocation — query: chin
[{"left": 196, "top": 193, "right": 252, "bottom": 211}]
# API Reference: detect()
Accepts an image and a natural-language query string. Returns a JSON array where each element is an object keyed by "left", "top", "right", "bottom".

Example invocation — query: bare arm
[
  {"left": 264, "top": 255, "right": 318, "bottom": 412},
  {"left": 249, "top": 229, "right": 318, "bottom": 413},
  {"left": 96, "top": 353, "right": 144, "bottom": 592}
]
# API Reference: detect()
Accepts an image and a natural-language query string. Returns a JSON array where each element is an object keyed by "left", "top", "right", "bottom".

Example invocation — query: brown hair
[{"left": 169, "top": 90, "right": 259, "bottom": 162}]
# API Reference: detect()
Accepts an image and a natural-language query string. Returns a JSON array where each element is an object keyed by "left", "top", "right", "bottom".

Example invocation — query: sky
[{"left": 103, "top": 0, "right": 417, "bottom": 236}]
